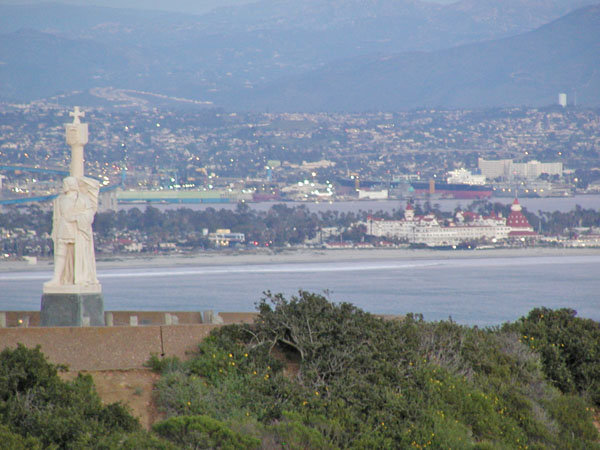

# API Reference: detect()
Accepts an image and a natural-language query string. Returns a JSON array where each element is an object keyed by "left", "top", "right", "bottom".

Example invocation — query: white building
[
  {"left": 478, "top": 158, "right": 513, "bottom": 179},
  {"left": 208, "top": 229, "right": 245, "bottom": 247},
  {"left": 447, "top": 168, "right": 487, "bottom": 185},
  {"left": 358, "top": 189, "right": 388, "bottom": 200},
  {"left": 478, "top": 158, "right": 562, "bottom": 181},
  {"left": 558, "top": 93, "right": 567, "bottom": 108},
  {"left": 364, "top": 201, "right": 532, "bottom": 247}
]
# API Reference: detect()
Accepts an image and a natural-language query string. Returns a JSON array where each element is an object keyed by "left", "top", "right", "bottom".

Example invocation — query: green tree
[{"left": 0, "top": 345, "right": 155, "bottom": 449}]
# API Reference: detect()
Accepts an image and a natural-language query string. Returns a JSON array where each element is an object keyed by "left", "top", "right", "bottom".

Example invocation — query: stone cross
[
  {"left": 69, "top": 106, "right": 85, "bottom": 124},
  {"left": 65, "top": 107, "right": 88, "bottom": 178}
]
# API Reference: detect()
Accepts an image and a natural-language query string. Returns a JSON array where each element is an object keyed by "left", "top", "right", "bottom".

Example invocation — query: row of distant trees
[{"left": 91, "top": 203, "right": 358, "bottom": 247}]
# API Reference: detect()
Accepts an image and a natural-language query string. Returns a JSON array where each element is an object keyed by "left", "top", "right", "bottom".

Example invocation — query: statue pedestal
[{"left": 41, "top": 285, "right": 104, "bottom": 327}]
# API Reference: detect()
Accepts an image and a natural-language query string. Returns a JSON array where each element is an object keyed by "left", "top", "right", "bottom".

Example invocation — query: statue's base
[{"left": 41, "top": 292, "right": 105, "bottom": 327}]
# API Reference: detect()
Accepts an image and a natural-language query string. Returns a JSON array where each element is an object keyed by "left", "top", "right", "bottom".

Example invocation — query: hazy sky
[{"left": 3, "top": 0, "right": 459, "bottom": 15}]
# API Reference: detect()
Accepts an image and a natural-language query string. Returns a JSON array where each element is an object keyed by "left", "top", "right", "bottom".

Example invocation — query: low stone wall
[
  {"left": 1, "top": 311, "right": 42, "bottom": 327},
  {"left": 0, "top": 324, "right": 220, "bottom": 371},
  {"left": 108, "top": 311, "right": 204, "bottom": 326},
  {"left": 0, "top": 310, "right": 259, "bottom": 371},
  {"left": 219, "top": 312, "right": 258, "bottom": 324},
  {"left": 0, "top": 311, "right": 258, "bottom": 327}
]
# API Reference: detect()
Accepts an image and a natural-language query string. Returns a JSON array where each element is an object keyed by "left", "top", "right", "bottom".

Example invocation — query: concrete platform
[{"left": 40, "top": 293, "right": 105, "bottom": 327}]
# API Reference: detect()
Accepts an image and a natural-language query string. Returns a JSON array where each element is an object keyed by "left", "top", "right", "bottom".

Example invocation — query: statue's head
[{"left": 63, "top": 176, "right": 79, "bottom": 193}]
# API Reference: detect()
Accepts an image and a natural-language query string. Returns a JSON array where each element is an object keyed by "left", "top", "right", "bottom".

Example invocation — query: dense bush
[
  {"left": 0, "top": 345, "right": 170, "bottom": 450},
  {"left": 153, "top": 415, "right": 261, "bottom": 449},
  {"left": 151, "top": 292, "right": 600, "bottom": 449},
  {"left": 4, "top": 303, "right": 596, "bottom": 449},
  {"left": 0, "top": 424, "right": 43, "bottom": 450},
  {"left": 503, "top": 307, "right": 600, "bottom": 406}
]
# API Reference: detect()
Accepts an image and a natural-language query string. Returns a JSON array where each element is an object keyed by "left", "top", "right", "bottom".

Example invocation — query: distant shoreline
[{"left": 2, "top": 247, "right": 600, "bottom": 273}]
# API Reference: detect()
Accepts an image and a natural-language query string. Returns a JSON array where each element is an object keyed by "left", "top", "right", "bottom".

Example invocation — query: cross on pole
[{"left": 69, "top": 106, "right": 85, "bottom": 124}]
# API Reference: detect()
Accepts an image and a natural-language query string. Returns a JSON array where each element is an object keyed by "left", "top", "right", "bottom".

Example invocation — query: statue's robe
[{"left": 50, "top": 176, "right": 100, "bottom": 286}]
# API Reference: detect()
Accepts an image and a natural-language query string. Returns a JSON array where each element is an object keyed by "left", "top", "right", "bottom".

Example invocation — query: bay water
[{"left": 1, "top": 254, "right": 599, "bottom": 327}]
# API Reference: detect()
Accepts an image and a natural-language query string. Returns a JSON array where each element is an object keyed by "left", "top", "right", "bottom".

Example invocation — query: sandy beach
[{"left": 2, "top": 246, "right": 600, "bottom": 273}]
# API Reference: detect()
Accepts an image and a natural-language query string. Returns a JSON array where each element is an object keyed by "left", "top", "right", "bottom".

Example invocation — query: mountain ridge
[
  {"left": 230, "top": 4, "right": 600, "bottom": 111},
  {"left": 0, "top": 1, "right": 598, "bottom": 108}
]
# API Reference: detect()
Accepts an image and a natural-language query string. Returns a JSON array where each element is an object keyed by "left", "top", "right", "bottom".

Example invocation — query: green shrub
[
  {"left": 145, "top": 354, "right": 182, "bottom": 374},
  {"left": 0, "top": 345, "right": 149, "bottom": 449},
  {"left": 0, "top": 344, "right": 63, "bottom": 400},
  {"left": 95, "top": 431, "right": 177, "bottom": 450},
  {"left": 263, "top": 417, "right": 334, "bottom": 449},
  {"left": 547, "top": 394, "right": 599, "bottom": 447},
  {"left": 152, "top": 415, "right": 261, "bottom": 449},
  {"left": 504, "top": 307, "right": 600, "bottom": 405},
  {"left": 150, "top": 294, "right": 600, "bottom": 449},
  {"left": 0, "top": 424, "right": 43, "bottom": 450}
]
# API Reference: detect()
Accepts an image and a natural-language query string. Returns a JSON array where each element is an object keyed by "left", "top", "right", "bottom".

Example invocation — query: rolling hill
[{"left": 233, "top": 4, "right": 600, "bottom": 111}]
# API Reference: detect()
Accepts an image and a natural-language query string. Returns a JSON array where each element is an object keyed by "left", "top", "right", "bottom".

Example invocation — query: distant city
[
  {"left": 1, "top": 103, "right": 598, "bottom": 202},
  {"left": 1, "top": 102, "right": 599, "bottom": 257}
]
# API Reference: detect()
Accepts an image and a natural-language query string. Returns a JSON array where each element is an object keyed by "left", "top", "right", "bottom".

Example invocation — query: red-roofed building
[{"left": 506, "top": 199, "right": 537, "bottom": 239}]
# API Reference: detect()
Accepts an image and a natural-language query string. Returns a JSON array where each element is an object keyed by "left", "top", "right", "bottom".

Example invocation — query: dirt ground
[{"left": 61, "top": 369, "right": 163, "bottom": 429}]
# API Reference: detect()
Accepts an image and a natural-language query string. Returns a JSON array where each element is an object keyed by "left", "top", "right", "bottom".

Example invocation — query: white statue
[
  {"left": 43, "top": 107, "right": 101, "bottom": 294},
  {"left": 45, "top": 176, "right": 100, "bottom": 288}
]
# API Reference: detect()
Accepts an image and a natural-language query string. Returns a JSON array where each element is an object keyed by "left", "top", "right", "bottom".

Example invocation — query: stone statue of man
[
  {"left": 41, "top": 107, "right": 104, "bottom": 327},
  {"left": 45, "top": 176, "right": 100, "bottom": 288}
]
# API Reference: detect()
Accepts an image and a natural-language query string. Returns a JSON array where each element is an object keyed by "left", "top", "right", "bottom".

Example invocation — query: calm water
[
  {"left": 128, "top": 195, "right": 600, "bottom": 214},
  {"left": 1, "top": 255, "right": 599, "bottom": 326}
]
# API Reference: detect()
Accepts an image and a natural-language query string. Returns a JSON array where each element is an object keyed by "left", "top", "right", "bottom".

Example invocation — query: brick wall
[{"left": 0, "top": 324, "right": 220, "bottom": 371}]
